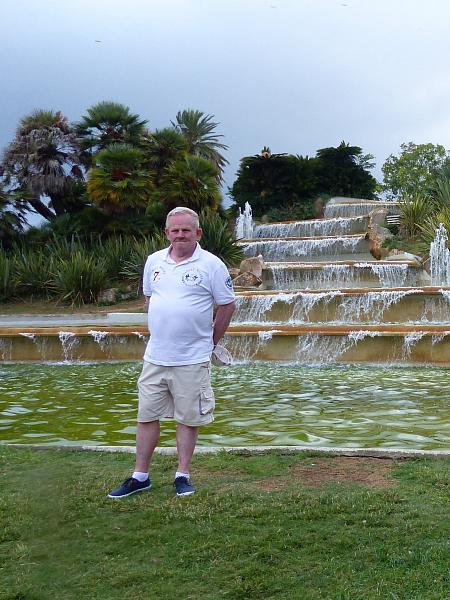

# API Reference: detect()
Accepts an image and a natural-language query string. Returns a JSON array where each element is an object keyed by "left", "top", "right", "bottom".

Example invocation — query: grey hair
[{"left": 165, "top": 207, "right": 200, "bottom": 228}]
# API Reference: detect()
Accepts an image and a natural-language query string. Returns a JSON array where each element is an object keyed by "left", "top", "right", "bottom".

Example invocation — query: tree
[
  {"left": 147, "top": 155, "right": 221, "bottom": 217},
  {"left": 86, "top": 143, "right": 153, "bottom": 215},
  {"left": 172, "top": 109, "right": 228, "bottom": 178},
  {"left": 382, "top": 142, "right": 450, "bottom": 199},
  {"left": 1, "top": 109, "right": 85, "bottom": 221},
  {"left": 76, "top": 101, "right": 147, "bottom": 160},
  {"left": 230, "top": 149, "right": 320, "bottom": 218},
  {"left": 315, "top": 141, "right": 377, "bottom": 199},
  {"left": 0, "top": 184, "right": 27, "bottom": 247},
  {"left": 141, "top": 127, "right": 188, "bottom": 185}
]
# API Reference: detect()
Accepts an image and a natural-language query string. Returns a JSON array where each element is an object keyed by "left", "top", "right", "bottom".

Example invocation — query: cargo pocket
[{"left": 199, "top": 387, "right": 215, "bottom": 415}]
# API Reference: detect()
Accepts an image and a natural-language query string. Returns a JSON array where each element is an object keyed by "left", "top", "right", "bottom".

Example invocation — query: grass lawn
[{"left": 0, "top": 447, "right": 449, "bottom": 600}]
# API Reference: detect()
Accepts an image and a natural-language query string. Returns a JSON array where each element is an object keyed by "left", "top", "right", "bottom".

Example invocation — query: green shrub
[
  {"left": 120, "top": 234, "right": 167, "bottom": 287},
  {"left": 418, "top": 205, "right": 450, "bottom": 249},
  {"left": 12, "top": 247, "right": 53, "bottom": 299},
  {"left": 51, "top": 251, "right": 108, "bottom": 305},
  {"left": 96, "top": 236, "right": 133, "bottom": 281},
  {"left": 199, "top": 210, "right": 243, "bottom": 266},
  {"left": 0, "top": 251, "right": 15, "bottom": 302},
  {"left": 399, "top": 194, "right": 434, "bottom": 236},
  {"left": 263, "top": 201, "right": 315, "bottom": 223}
]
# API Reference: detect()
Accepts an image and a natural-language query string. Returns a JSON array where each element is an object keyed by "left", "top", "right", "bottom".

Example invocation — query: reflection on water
[{"left": 0, "top": 362, "right": 449, "bottom": 449}]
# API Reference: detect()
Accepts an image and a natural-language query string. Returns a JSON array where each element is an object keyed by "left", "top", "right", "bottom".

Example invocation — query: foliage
[
  {"left": 76, "top": 101, "right": 147, "bottom": 159},
  {"left": 12, "top": 246, "right": 52, "bottom": 298},
  {"left": 120, "top": 233, "right": 167, "bottom": 286},
  {"left": 141, "top": 127, "right": 188, "bottom": 184},
  {"left": 2, "top": 447, "right": 450, "bottom": 600},
  {"left": 0, "top": 250, "right": 15, "bottom": 302},
  {"left": 172, "top": 109, "right": 228, "bottom": 178},
  {"left": 418, "top": 205, "right": 450, "bottom": 247},
  {"left": 382, "top": 142, "right": 450, "bottom": 199},
  {"left": 148, "top": 155, "right": 221, "bottom": 214},
  {"left": 87, "top": 143, "right": 153, "bottom": 214},
  {"left": 315, "top": 141, "right": 377, "bottom": 199},
  {"left": 398, "top": 194, "right": 434, "bottom": 237},
  {"left": 96, "top": 236, "right": 134, "bottom": 280},
  {"left": 1, "top": 109, "right": 85, "bottom": 221},
  {"left": 230, "top": 150, "right": 320, "bottom": 218},
  {"left": 50, "top": 250, "right": 108, "bottom": 305},
  {"left": 198, "top": 210, "right": 244, "bottom": 266},
  {"left": 264, "top": 200, "right": 315, "bottom": 222},
  {"left": 230, "top": 142, "right": 376, "bottom": 218},
  {"left": 0, "top": 184, "right": 26, "bottom": 248}
]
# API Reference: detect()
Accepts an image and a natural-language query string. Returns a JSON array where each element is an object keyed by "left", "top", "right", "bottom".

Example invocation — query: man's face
[{"left": 165, "top": 212, "right": 202, "bottom": 253}]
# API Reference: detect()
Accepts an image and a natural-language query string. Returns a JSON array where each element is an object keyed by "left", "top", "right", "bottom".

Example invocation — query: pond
[{"left": 1, "top": 362, "right": 449, "bottom": 450}]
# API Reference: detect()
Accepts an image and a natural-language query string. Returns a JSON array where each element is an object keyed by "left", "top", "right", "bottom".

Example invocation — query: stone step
[
  {"left": 233, "top": 287, "right": 450, "bottom": 325},
  {"left": 262, "top": 261, "right": 430, "bottom": 290},
  {"left": 252, "top": 215, "right": 370, "bottom": 238},
  {"left": 238, "top": 234, "right": 371, "bottom": 262}
]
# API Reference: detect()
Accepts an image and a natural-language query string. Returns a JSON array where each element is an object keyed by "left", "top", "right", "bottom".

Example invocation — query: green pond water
[{"left": 0, "top": 362, "right": 449, "bottom": 449}]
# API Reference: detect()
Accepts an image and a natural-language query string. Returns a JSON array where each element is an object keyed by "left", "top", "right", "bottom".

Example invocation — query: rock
[
  {"left": 370, "top": 208, "right": 388, "bottom": 226},
  {"left": 98, "top": 288, "right": 118, "bottom": 303},
  {"left": 232, "top": 272, "right": 262, "bottom": 288},
  {"left": 239, "top": 255, "right": 265, "bottom": 278},
  {"left": 314, "top": 197, "right": 325, "bottom": 218},
  {"left": 386, "top": 250, "right": 423, "bottom": 265},
  {"left": 367, "top": 223, "right": 393, "bottom": 259},
  {"left": 228, "top": 267, "right": 240, "bottom": 279}
]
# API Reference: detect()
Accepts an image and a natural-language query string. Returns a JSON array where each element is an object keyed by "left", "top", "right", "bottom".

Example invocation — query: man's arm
[{"left": 213, "top": 301, "right": 236, "bottom": 346}]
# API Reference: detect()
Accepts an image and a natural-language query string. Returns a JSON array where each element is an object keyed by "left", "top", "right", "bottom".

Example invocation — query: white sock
[
  {"left": 175, "top": 471, "right": 190, "bottom": 480},
  {"left": 132, "top": 471, "right": 149, "bottom": 482}
]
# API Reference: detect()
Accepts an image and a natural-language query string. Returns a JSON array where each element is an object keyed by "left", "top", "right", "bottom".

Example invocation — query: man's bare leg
[
  {"left": 176, "top": 423, "right": 198, "bottom": 473},
  {"left": 135, "top": 421, "right": 160, "bottom": 472}
]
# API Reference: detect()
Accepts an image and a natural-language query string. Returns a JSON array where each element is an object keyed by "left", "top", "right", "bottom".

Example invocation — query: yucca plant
[
  {"left": 120, "top": 233, "right": 166, "bottom": 287},
  {"left": 51, "top": 251, "right": 108, "bottom": 305},
  {"left": 12, "top": 247, "right": 53, "bottom": 298},
  {"left": 47, "top": 236, "right": 87, "bottom": 261},
  {"left": 399, "top": 194, "right": 434, "bottom": 237},
  {"left": 0, "top": 251, "right": 16, "bottom": 302},
  {"left": 95, "top": 236, "right": 133, "bottom": 281},
  {"left": 199, "top": 210, "right": 243, "bottom": 267},
  {"left": 418, "top": 206, "right": 450, "bottom": 251}
]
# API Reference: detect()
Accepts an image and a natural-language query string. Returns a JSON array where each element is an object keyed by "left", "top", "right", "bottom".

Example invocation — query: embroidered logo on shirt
[
  {"left": 182, "top": 268, "right": 203, "bottom": 286},
  {"left": 225, "top": 276, "right": 233, "bottom": 290},
  {"left": 151, "top": 265, "right": 165, "bottom": 283}
]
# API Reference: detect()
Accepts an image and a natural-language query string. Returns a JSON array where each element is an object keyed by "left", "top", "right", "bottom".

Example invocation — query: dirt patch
[
  {"left": 289, "top": 456, "right": 396, "bottom": 488},
  {"left": 252, "top": 457, "right": 396, "bottom": 491}
]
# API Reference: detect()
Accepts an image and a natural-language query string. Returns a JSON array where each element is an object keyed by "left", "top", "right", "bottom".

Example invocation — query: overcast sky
[{"left": 2, "top": 0, "right": 450, "bottom": 210}]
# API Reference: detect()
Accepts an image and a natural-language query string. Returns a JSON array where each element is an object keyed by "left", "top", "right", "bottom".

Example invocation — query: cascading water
[
  {"left": 430, "top": 223, "right": 450, "bottom": 285},
  {"left": 240, "top": 235, "right": 367, "bottom": 261},
  {"left": 253, "top": 216, "right": 368, "bottom": 238}
]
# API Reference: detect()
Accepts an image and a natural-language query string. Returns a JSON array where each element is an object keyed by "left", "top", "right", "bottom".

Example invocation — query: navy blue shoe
[
  {"left": 174, "top": 476, "right": 195, "bottom": 496},
  {"left": 108, "top": 476, "right": 151, "bottom": 499}
]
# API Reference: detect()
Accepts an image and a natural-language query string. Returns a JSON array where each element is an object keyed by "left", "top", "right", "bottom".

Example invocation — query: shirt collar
[{"left": 164, "top": 242, "right": 202, "bottom": 264}]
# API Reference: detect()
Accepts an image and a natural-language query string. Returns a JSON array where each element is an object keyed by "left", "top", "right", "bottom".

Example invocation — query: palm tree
[
  {"left": 172, "top": 109, "right": 228, "bottom": 178},
  {"left": 148, "top": 155, "right": 221, "bottom": 214},
  {"left": 76, "top": 101, "right": 147, "bottom": 160},
  {"left": 141, "top": 127, "right": 188, "bottom": 185},
  {"left": 87, "top": 143, "right": 153, "bottom": 215},
  {"left": 0, "top": 184, "right": 26, "bottom": 247},
  {"left": 1, "top": 109, "right": 85, "bottom": 221}
]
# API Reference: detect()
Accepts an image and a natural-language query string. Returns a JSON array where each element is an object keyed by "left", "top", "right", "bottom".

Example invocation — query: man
[{"left": 108, "top": 207, "right": 236, "bottom": 498}]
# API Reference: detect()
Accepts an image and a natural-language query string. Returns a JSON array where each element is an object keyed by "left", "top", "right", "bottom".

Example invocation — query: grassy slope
[{"left": 1, "top": 448, "right": 449, "bottom": 600}]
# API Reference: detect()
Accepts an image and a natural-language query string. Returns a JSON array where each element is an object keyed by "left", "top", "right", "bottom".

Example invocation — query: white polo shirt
[{"left": 142, "top": 243, "right": 235, "bottom": 366}]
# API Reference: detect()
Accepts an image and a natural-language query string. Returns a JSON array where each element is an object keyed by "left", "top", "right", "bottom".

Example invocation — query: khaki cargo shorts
[{"left": 137, "top": 361, "right": 215, "bottom": 426}]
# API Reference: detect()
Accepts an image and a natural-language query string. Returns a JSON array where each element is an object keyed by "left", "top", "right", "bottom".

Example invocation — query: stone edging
[{"left": 4, "top": 443, "right": 450, "bottom": 459}]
